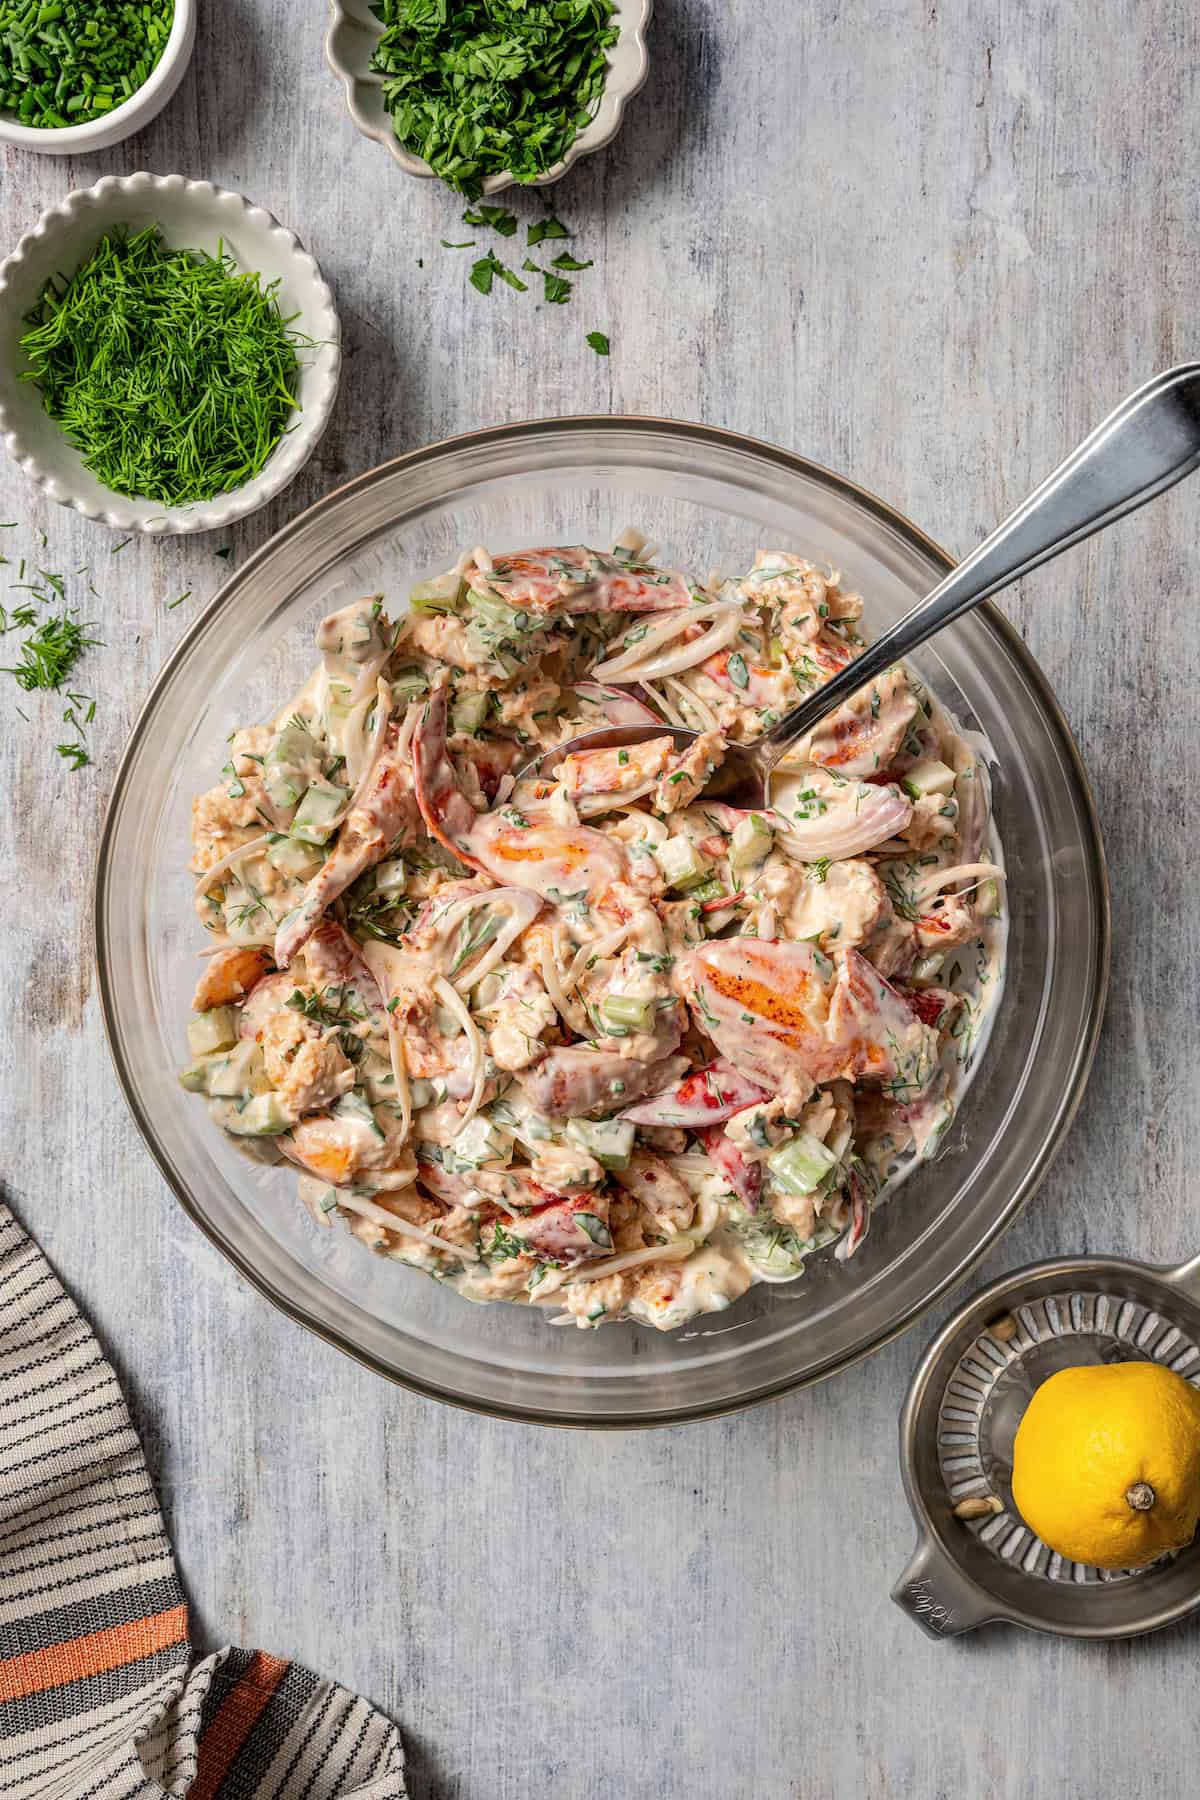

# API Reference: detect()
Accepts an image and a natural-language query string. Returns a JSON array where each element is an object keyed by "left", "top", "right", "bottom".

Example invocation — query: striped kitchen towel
[{"left": 0, "top": 1201, "right": 406, "bottom": 1798}]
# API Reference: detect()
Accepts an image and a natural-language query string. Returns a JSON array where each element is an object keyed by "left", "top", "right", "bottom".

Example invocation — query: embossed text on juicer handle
[
  {"left": 891, "top": 1533, "right": 1002, "bottom": 1640},
  {"left": 756, "top": 362, "right": 1200, "bottom": 773}
]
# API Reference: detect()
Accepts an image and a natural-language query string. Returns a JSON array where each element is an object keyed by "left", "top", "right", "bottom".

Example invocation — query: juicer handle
[
  {"left": 1162, "top": 1254, "right": 1200, "bottom": 1304},
  {"left": 891, "top": 1533, "right": 999, "bottom": 1639}
]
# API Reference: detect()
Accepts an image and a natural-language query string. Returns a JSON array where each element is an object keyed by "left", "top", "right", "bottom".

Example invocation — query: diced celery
[
  {"left": 501, "top": 1095, "right": 556, "bottom": 1151},
  {"left": 264, "top": 721, "right": 316, "bottom": 811},
  {"left": 291, "top": 781, "right": 349, "bottom": 846},
  {"left": 360, "top": 1052, "right": 397, "bottom": 1103},
  {"left": 187, "top": 1007, "right": 237, "bottom": 1056},
  {"left": 334, "top": 1090, "right": 386, "bottom": 1139},
  {"left": 265, "top": 768, "right": 303, "bottom": 811},
  {"left": 730, "top": 812, "right": 774, "bottom": 876},
  {"left": 266, "top": 834, "right": 323, "bottom": 879},
  {"left": 410, "top": 578, "right": 463, "bottom": 615},
  {"left": 391, "top": 666, "right": 429, "bottom": 705},
  {"left": 206, "top": 1041, "right": 268, "bottom": 1099},
  {"left": 322, "top": 680, "right": 353, "bottom": 736},
  {"left": 977, "top": 878, "right": 1002, "bottom": 917},
  {"left": 901, "top": 759, "right": 956, "bottom": 800},
  {"left": 768, "top": 1132, "right": 838, "bottom": 1195},
  {"left": 178, "top": 1059, "right": 216, "bottom": 1094},
  {"left": 689, "top": 878, "right": 727, "bottom": 905},
  {"left": 408, "top": 1077, "right": 445, "bottom": 1109},
  {"left": 566, "top": 1116, "right": 635, "bottom": 1170},
  {"left": 225, "top": 1093, "right": 292, "bottom": 1136},
  {"left": 449, "top": 1114, "right": 514, "bottom": 1170},
  {"left": 373, "top": 859, "right": 407, "bottom": 899},
  {"left": 451, "top": 691, "right": 490, "bottom": 736},
  {"left": 601, "top": 995, "right": 655, "bottom": 1033},
  {"left": 469, "top": 590, "right": 522, "bottom": 633},
  {"left": 654, "top": 835, "right": 712, "bottom": 892},
  {"left": 474, "top": 971, "right": 504, "bottom": 1009}
]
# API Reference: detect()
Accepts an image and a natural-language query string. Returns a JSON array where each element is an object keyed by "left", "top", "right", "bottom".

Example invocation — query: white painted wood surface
[{"left": 1, "top": 1, "right": 1198, "bottom": 1793}]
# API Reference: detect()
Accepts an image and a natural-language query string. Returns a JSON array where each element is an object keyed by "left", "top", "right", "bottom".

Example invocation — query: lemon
[{"left": 1011, "top": 1361, "right": 1200, "bottom": 1569}]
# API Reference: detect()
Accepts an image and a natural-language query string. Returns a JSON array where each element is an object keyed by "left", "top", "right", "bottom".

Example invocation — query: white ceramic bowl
[
  {"left": 326, "top": 0, "right": 651, "bottom": 194},
  {"left": 0, "top": 0, "right": 196, "bottom": 155},
  {"left": 0, "top": 173, "right": 342, "bottom": 536}
]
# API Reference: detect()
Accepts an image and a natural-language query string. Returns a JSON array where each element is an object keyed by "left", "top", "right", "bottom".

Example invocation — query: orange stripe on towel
[
  {"left": 190, "top": 1650, "right": 291, "bottom": 1800},
  {"left": 0, "top": 1602, "right": 189, "bottom": 1702}
]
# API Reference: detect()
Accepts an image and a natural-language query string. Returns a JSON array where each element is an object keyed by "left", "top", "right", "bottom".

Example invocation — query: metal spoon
[{"left": 522, "top": 364, "right": 1200, "bottom": 808}]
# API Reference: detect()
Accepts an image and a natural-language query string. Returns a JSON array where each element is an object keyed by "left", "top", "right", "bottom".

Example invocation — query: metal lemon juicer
[
  {"left": 894, "top": 1253, "right": 1200, "bottom": 1639},
  {"left": 883, "top": 364, "right": 1200, "bottom": 1641}
]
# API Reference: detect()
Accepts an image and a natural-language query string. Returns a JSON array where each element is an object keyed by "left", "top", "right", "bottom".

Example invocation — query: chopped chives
[{"left": 0, "top": 1, "right": 174, "bottom": 129}]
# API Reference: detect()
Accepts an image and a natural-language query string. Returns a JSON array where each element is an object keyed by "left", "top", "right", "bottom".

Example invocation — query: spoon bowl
[
  {"left": 531, "top": 364, "right": 1200, "bottom": 806},
  {"left": 520, "top": 721, "right": 771, "bottom": 807}
]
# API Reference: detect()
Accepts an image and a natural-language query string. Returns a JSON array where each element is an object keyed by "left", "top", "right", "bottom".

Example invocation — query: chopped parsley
[
  {"left": 462, "top": 206, "right": 518, "bottom": 236},
  {"left": 370, "top": 2, "right": 618, "bottom": 197},
  {"left": 469, "top": 250, "right": 527, "bottom": 296},
  {"left": 527, "top": 217, "right": 571, "bottom": 246}
]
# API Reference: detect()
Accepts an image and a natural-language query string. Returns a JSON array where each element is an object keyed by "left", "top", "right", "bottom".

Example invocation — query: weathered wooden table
[{"left": 2, "top": 2, "right": 1197, "bottom": 1793}]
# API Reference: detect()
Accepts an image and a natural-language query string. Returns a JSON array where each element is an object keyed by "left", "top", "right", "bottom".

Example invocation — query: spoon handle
[{"left": 756, "top": 362, "right": 1200, "bottom": 769}]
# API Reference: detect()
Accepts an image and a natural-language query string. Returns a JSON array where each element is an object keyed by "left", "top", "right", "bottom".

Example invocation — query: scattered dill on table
[
  {"left": 2, "top": 613, "right": 100, "bottom": 691},
  {"left": 0, "top": 534, "right": 104, "bottom": 773},
  {"left": 18, "top": 226, "right": 310, "bottom": 506}
]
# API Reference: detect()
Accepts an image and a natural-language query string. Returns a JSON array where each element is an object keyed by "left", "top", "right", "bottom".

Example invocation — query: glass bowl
[{"left": 95, "top": 419, "right": 1110, "bottom": 1427}]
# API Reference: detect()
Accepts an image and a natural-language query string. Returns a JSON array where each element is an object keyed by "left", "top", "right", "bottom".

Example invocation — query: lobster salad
[{"left": 183, "top": 536, "right": 1006, "bottom": 1331}]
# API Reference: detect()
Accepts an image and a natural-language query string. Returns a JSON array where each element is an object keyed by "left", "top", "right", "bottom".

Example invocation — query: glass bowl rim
[{"left": 94, "top": 413, "right": 1112, "bottom": 1426}]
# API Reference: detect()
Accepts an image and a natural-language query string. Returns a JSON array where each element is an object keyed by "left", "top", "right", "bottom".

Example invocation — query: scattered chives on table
[{"left": 0, "top": 1, "right": 174, "bottom": 128}]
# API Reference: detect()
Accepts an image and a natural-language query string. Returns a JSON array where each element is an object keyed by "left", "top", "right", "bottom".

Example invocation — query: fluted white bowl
[
  {"left": 325, "top": 0, "right": 651, "bottom": 194},
  {"left": 0, "top": 173, "right": 342, "bottom": 535}
]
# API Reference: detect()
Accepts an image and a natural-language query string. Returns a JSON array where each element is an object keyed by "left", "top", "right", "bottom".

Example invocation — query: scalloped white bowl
[
  {"left": 325, "top": 0, "right": 651, "bottom": 194},
  {"left": 0, "top": 173, "right": 342, "bottom": 535}
]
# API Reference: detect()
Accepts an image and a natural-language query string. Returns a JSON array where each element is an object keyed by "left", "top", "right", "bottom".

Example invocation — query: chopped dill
[
  {"left": 2, "top": 613, "right": 100, "bottom": 691},
  {"left": 19, "top": 226, "right": 310, "bottom": 506}
]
